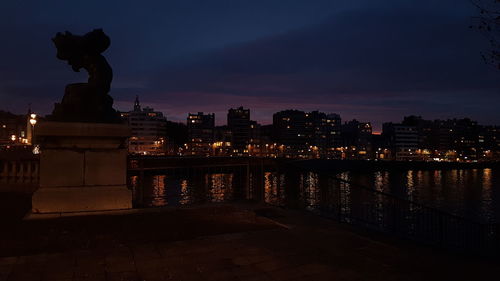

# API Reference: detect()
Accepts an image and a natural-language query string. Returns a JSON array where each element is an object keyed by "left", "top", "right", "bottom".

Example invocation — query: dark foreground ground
[{"left": 0, "top": 193, "right": 499, "bottom": 281}]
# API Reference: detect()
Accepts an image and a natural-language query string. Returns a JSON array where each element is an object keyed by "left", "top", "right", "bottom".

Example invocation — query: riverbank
[
  {"left": 0, "top": 203, "right": 498, "bottom": 281},
  {"left": 291, "top": 159, "right": 500, "bottom": 172}
]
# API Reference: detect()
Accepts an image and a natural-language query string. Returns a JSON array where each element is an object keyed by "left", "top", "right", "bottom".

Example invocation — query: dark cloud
[
  {"left": 0, "top": 0, "right": 498, "bottom": 130},
  {"left": 141, "top": 8, "right": 499, "bottom": 129}
]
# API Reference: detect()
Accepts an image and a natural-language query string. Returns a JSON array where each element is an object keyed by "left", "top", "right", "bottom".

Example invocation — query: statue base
[{"left": 31, "top": 121, "right": 132, "bottom": 214}]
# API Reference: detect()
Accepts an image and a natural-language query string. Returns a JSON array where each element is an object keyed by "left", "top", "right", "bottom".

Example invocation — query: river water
[{"left": 130, "top": 168, "right": 500, "bottom": 224}]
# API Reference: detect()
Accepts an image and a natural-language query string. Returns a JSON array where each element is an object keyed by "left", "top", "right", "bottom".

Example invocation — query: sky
[{"left": 0, "top": 0, "right": 499, "bottom": 131}]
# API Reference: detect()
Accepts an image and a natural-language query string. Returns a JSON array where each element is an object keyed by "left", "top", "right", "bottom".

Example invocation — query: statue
[{"left": 50, "top": 29, "right": 120, "bottom": 123}]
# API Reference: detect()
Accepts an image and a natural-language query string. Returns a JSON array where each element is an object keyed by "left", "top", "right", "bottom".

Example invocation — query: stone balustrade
[{"left": 0, "top": 150, "right": 39, "bottom": 192}]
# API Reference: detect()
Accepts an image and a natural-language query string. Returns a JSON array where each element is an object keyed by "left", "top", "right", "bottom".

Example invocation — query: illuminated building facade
[
  {"left": 187, "top": 112, "right": 215, "bottom": 156},
  {"left": 480, "top": 126, "right": 500, "bottom": 160},
  {"left": 227, "top": 107, "right": 251, "bottom": 155},
  {"left": 400, "top": 116, "right": 492, "bottom": 161},
  {"left": 448, "top": 118, "right": 480, "bottom": 161},
  {"left": 247, "top": 121, "right": 264, "bottom": 157},
  {"left": 306, "top": 112, "right": 342, "bottom": 156},
  {"left": 342, "top": 120, "right": 372, "bottom": 159},
  {"left": 213, "top": 125, "right": 232, "bottom": 156},
  {"left": 0, "top": 110, "right": 29, "bottom": 148},
  {"left": 382, "top": 123, "right": 419, "bottom": 161},
  {"left": 273, "top": 110, "right": 342, "bottom": 158},
  {"left": 273, "top": 110, "right": 308, "bottom": 157},
  {"left": 121, "top": 96, "right": 167, "bottom": 155}
]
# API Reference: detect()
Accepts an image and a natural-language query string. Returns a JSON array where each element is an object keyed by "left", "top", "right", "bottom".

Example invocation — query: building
[
  {"left": 342, "top": 120, "right": 372, "bottom": 159},
  {"left": 213, "top": 125, "right": 232, "bottom": 156},
  {"left": 258, "top": 124, "right": 278, "bottom": 158},
  {"left": 401, "top": 116, "right": 487, "bottom": 161},
  {"left": 187, "top": 112, "right": 215, "bottom": 156},
  {"left": 120, "top": 96, "right": 167, "bottom": 155},
  {"left": 305, "top": 111, "right": 341, "bottom": 157},
  {"left": 325, "top": 113, "right": 343, "bottom": 148},
  {"left": 480, "top": 126, "right": 500, "bottom": 160},
  {"left": 248, "top": 120, "right": 266, "bottom": 157},
  {"left": 273, "top": 110, "right": 308, "bottom": 157},
  {"left": 273, "top": 110, "right": 342, "bottom": 158},
  {"left": 164, "top": 121, "right": 188, "bottom": 156},
  {"left": 227, "top": 107, "right": 251, "bottom": 155},
  {"left": 372, "top": 133, "right": 391, "bottom": 160},
  {"left": 449, "top": 118, "right": 480, "bottom": 161},
  {"left": 382, "top": 123, "right": 419, "bottom": 161},
  {"left": 384, "top": 116, "right": 500, "bottom": 161},
  {"left": 402, "top": 116, "right": 435, "bottom": 151},
  {"left": 0, "top": 110, "right": 29, "bottom": 148}
]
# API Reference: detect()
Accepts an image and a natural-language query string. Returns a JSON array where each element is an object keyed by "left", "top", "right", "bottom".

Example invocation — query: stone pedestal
[{"left": 31, "top": 122, "right": 132, "bottom": 214}]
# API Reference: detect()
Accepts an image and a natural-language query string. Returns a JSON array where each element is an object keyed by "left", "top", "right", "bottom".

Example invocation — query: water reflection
[
  {"left": 180, "top": 180, "right": 190, "bottom": 205},
  {"left": 132, "top": 168, "right": 500, "bottom": 223},
  {"left": 338, "top": 172, "right": 351, "bottom": 220},
  {"left": 481, "top": 169, "right": 493, "bottom": 222},
  {"left": 406, "top": 170, "right": 415, "bottom": 201},
  {"left": 302, "top": 172, "right": 319, "bottom": 210},
  {"left": 207, "top": 173, "right": 233, "bottom": 202},
  {"left": 151, "top": 175, "right": 166, "bottom": 207},
  {"left": 374, "top": 171, "right": 384, "bottom": 192}
]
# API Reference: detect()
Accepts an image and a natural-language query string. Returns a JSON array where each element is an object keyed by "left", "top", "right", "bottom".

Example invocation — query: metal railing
[
  {"left": 127, "top": 157, "right": 499, "bottom": 256},
  {"left": 313, "top": 176, "right": 499, "bottom": 256}
]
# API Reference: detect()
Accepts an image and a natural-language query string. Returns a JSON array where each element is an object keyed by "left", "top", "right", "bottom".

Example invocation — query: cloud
[
  {"left": 132, "top": 8, "right": 499, "bottom": 129},
  {"left": 0, "top": 1, "right": 498, "bottom": 131},
  {"left": 153, "top": 9, "right": 498, "bottom": 93}
]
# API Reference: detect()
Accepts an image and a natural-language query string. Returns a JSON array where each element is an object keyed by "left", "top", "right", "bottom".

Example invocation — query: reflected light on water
[
  {"left": 483, "top": 169, "right": 492, "bottom": 190},
  {"left": 433, "top": 170, "right": 441, "bottom": 186},
  {"left": 152, "top": 175, "right": 166, "bottom": 207},
  {"left": 264, "top": 172, "right": 286, "bottom": 205},
  {"left": 264, "top": 172, "right": 275, "bottom": 204},
  {"left": 481, "top": 169, "right": 493, "bottom": 222},
  {"left": 130, "top": 175, "right": 138, "bottom": 187},
  {"left": 338, "top": 172, "right": 351, "bottom": 217},
  {"left": 406, "top": 170, "right": 415, "bottom": 201},
  {"left": 207, "top": 173, "right": 233, "bottom": 202},
  {"left": 180, "top": 179, "right": 190, "bottom": 205},
  {"left": 304, "top": 172, "right": 319, "bottom": 210},
  {"left": 132, "top": 167, "right": 499, "bottom": 223},
  {"left": 374, "top": 171, "right": 383, "bottom": 192}
]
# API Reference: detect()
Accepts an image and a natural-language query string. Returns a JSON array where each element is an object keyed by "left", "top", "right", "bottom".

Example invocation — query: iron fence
[
  {"left": 127, "top": 157, "right": 499, "bottom": 256},
  {"left": 315, "top": 176, "right": 499, "bottom": 256}
]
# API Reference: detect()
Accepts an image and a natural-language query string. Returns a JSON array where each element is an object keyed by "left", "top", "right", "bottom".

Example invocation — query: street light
[{"left": 29, "top": 113, "right": 37, "bottom": 145}]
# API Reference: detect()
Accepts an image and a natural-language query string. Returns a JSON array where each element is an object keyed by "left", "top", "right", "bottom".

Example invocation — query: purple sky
[{"left": 0, "top": 0, "right": 499, "bottom": 131}]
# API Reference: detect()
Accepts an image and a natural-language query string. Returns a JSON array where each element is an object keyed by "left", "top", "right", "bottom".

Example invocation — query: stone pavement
[{"left": 0, "top": 204, "right": 499, "bottom": 281}]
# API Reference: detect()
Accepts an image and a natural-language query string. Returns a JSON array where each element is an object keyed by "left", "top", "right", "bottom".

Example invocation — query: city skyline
[
  {"left": 115, "top": 103, "right": 500, "bottom": 160},
  {"left": 1, "top": 0, "right": 499, "bottom": 131},
  {"left": 1, "top": 1, "right": 499, "bottom": 275},
  {"left": 5, "top": 101, "right": 498, "bottom": 161},
  {"left": 4, "top": 97, "right": 500, "bottom": 133}
]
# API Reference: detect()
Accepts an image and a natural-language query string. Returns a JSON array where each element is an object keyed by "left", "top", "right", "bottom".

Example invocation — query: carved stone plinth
[{"left": 31, "top": 121, "right": 132, "bottom": 214}]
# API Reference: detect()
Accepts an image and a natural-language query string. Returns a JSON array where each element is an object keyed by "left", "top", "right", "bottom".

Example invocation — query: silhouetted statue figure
[{"left": 50, "top": 29, "right": 120, "bottom": 123}]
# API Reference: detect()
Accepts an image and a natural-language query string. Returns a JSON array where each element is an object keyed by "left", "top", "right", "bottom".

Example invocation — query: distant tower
[{"left": 134, "top": 95, "right": 141, "bottom": 112}]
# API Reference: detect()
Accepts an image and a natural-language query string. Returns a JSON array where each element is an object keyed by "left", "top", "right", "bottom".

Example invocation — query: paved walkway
[{"left": 0, "top": 204, "right": 499, "bottom": 281}]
